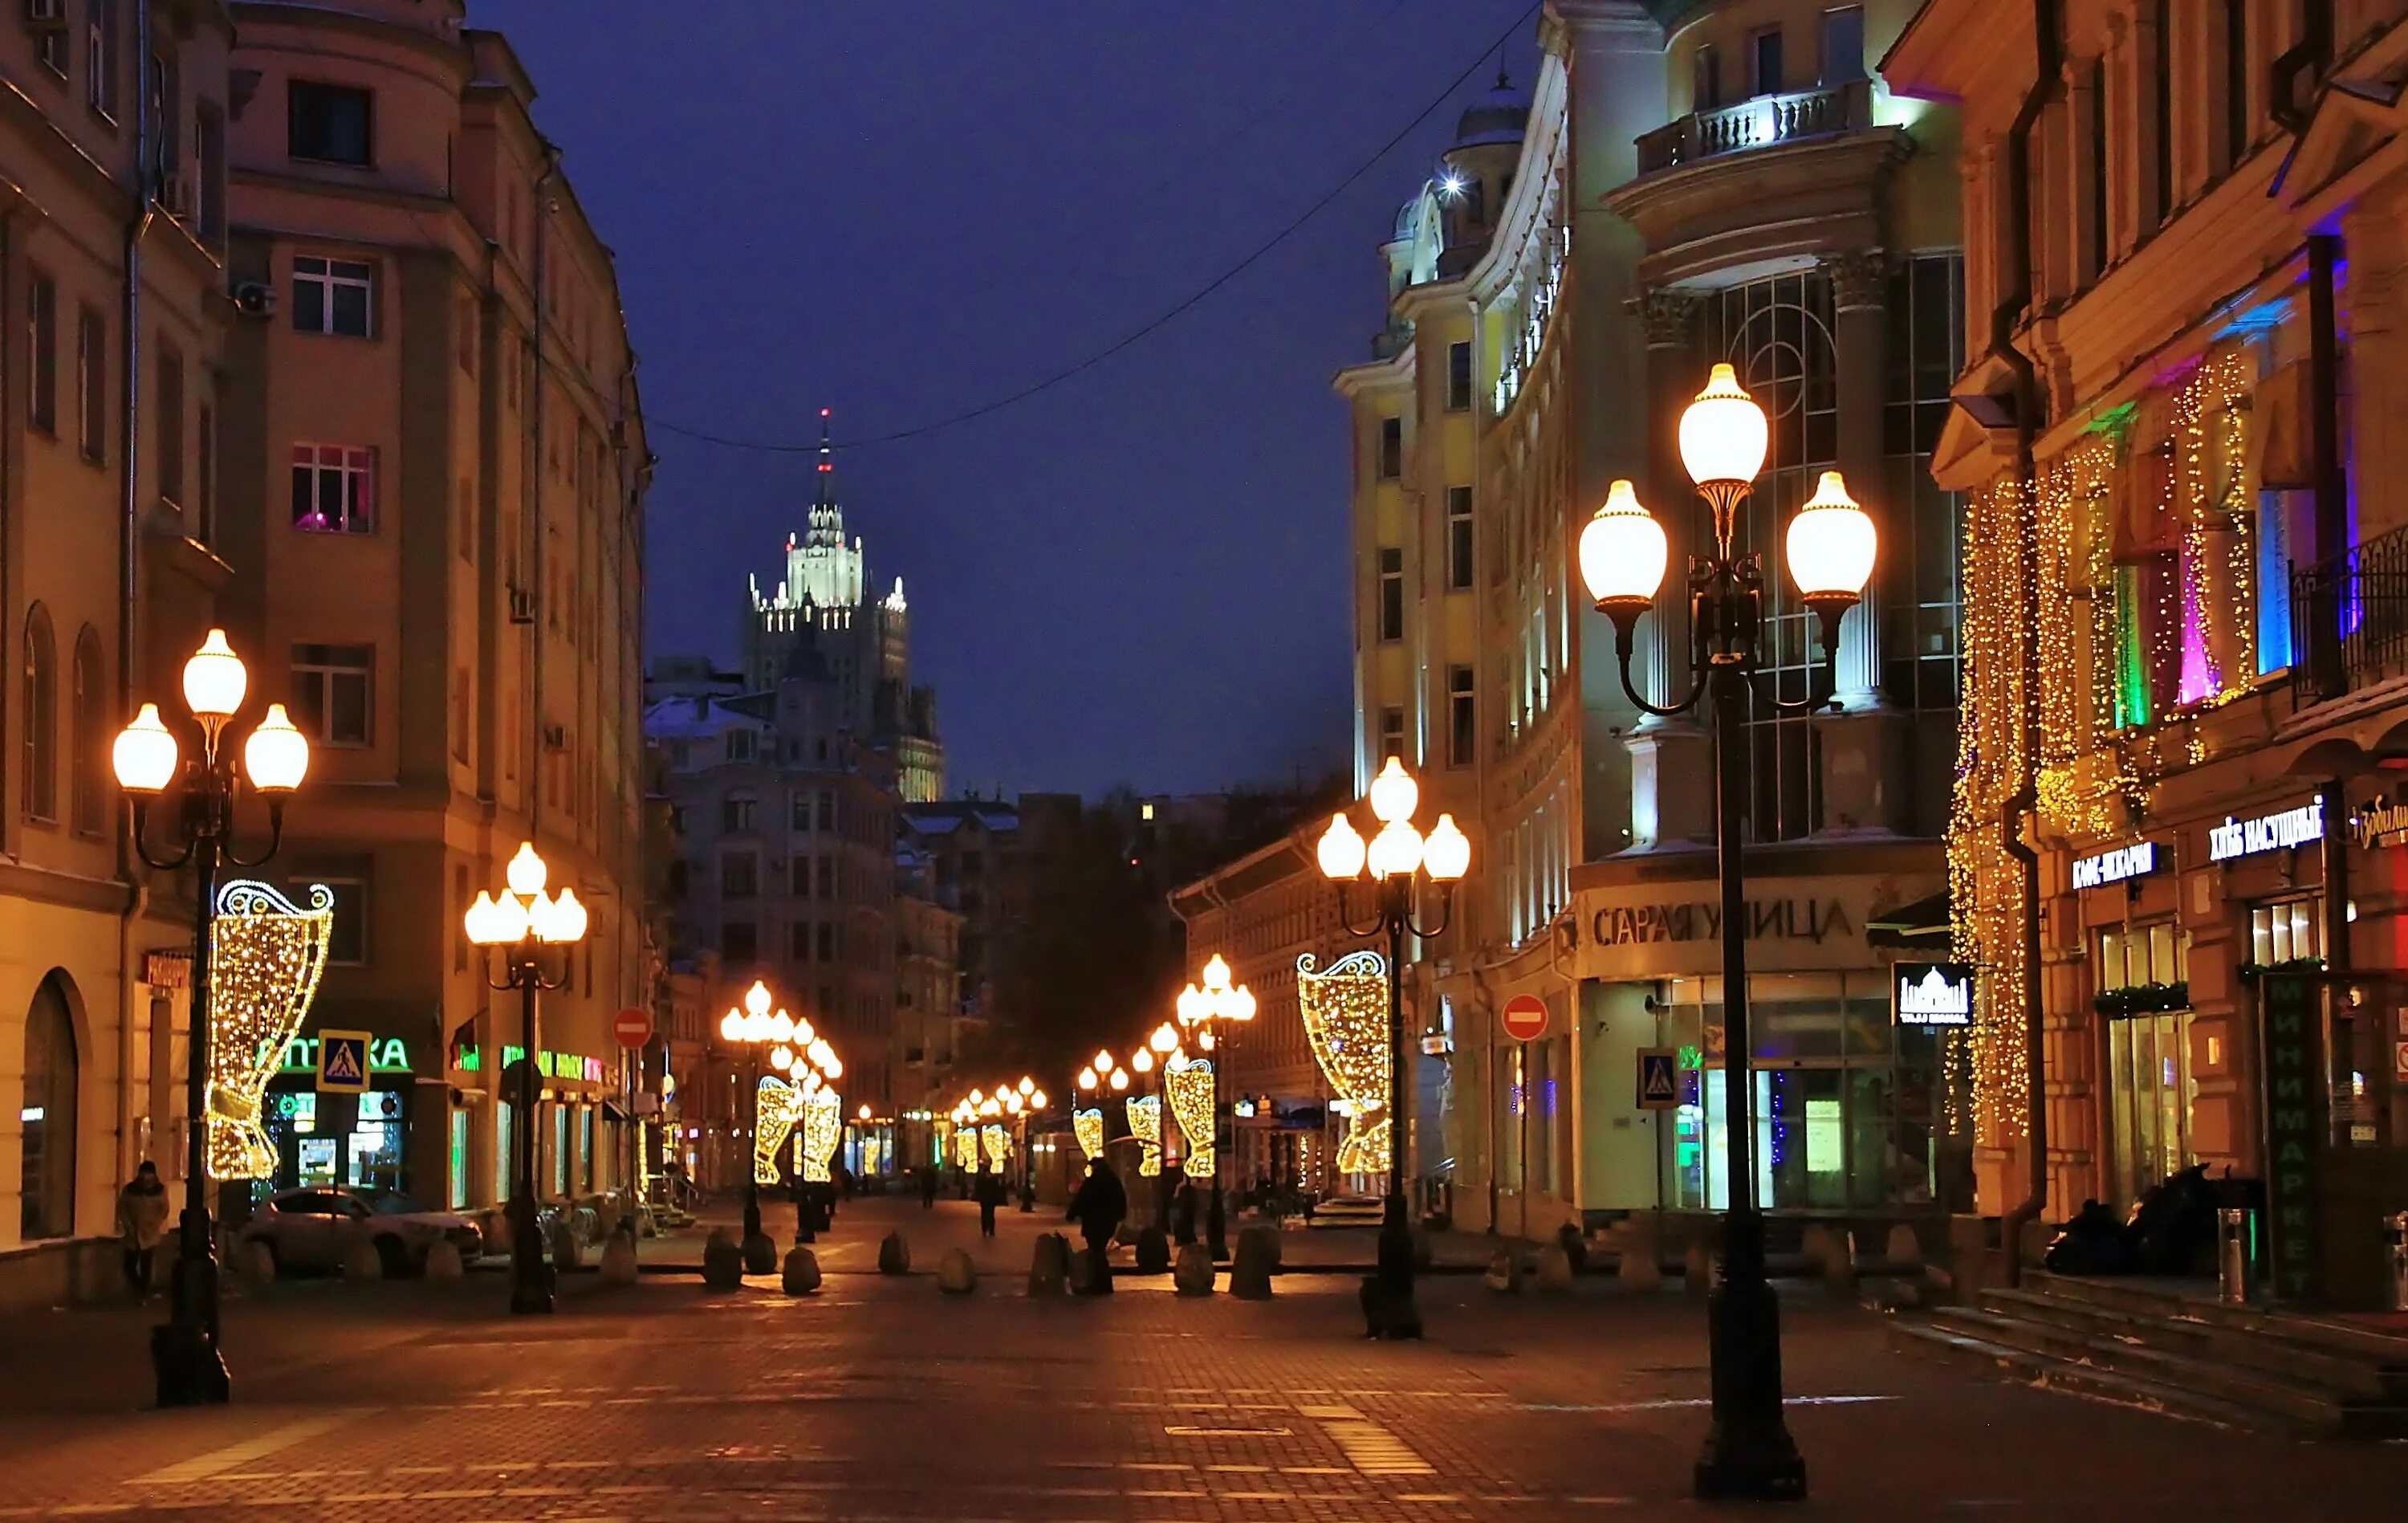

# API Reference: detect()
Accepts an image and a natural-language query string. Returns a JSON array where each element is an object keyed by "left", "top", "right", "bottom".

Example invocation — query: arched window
[
  {"left": 20, "top": 972, "right": 79, "bottom": 1239},
  {"left": 21, "top": 605, "right": 55, "bottom": 823},
  {"left": 71, "top": 627, "right": 104, "bottom": 836}
]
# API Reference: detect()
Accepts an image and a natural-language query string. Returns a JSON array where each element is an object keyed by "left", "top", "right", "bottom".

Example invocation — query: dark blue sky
[{"left": 474, "top": 0, "right": 1540, "bottom": 799}]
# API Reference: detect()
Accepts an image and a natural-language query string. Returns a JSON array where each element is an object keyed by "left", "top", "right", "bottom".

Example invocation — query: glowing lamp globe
[
  {"left": 768, "top": 1046, "right": 792, "bottom": 1071},
  {"left": 1132, "top": 1049, "right": 1153, "bottom": 1075},
  {"left": 487, "top": 890, "right": 531, "bottom": 943},
  {"left": 547, "top": 886, "right": 589, "bottom": 943},
  {"left": 1092, "top": 1049, "right": 1113, "bottom": 1075},
  {"left": 181, "top": 629, "right": 247, "bottom": 720},
  {"left": 1077, "top": 1067, "right": 1097, "bottom": 1091},
  {"left": 1030, "top": 1089, "right": 1047, "bottom": 1109},
  {"left": 1578, "top": 479, "right": 1669, "bottom": 608},
  {"left": 743, "top": 980, "right": 773, "bottom": 1018},
  {"left": 1316, "top": 813, "right": 1367, "bottom": 880},
  {"left": 526, "top": 890, "right": 563, "bottom": 943},
  {"left": 858, "top": 1104, "right": 872, "bottom": 1121},
  {"left": 463, "top": 890, "right": 502, "bottom": 946},
  {"left": 1423, "top": 813, "right": 1472, "bottom": 881},
  {"left": 1109, "top": 1068, "right": 1129, "bottom": 1091},
  {"left": 112, "top": 702, "right": 180, "bottom": 793},
  {"left": 505, "top": 841, "right": 547, "bottom": 898},
  {"left": 719, "top": 1010, "right": 743, "bottom": 1043},
  {"left": 1150, "top": 1022, "right": 1179, "bottom": 1055},
  {"left": 794, "top": 1017, "right": 816, "bottom": 1046},
  {"left": 1202, "top": 954, "right": 1232, "bottom": 992},
  {"left": 1367, "top": 755, "right": 1420, "bottom": 825},
  {"left": 1366, "top": 819, "right": 1425, "bottom": 881},
  {"left": 1786, "top": 470, "right": 1877, "bottom": 600},
  {"left": 1679, "top": 363, "right": 1769, "bottom": 491},
  {"left": 1228, "top": 985, "right": 1258, "bottom": 1022},
  {"left": 242, "top": 703, "right": 310, "bottom": 792}
]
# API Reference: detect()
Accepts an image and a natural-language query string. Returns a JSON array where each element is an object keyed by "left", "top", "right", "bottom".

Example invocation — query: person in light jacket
[{"left": 116, "top": 1161, "right": 170, "bottom": 1295}]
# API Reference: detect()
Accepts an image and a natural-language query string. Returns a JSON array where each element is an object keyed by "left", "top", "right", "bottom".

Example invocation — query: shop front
[{"left": 258, "top": 1034, "right": 421, "bottom": 1196}]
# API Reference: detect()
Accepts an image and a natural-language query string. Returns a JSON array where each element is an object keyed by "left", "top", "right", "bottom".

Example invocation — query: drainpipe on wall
[
  {"left": 2268, "top": 0, "right": 2334, "bottom": 136},
  {"left": 1994, "top": 0, "right": 2059, "bottom": 1290},
  {"left": 116, "top": 0, "right": 161, "bottom": 1185}
]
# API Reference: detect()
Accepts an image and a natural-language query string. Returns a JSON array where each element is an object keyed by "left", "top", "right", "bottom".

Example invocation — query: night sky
[{"left": 474, "top": 1, "right": 1540, "bottom": 799}]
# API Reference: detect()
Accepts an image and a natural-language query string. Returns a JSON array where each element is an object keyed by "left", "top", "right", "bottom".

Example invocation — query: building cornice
[{"left": 1332, "top": 342, "right": 1413, "bottom": 401}]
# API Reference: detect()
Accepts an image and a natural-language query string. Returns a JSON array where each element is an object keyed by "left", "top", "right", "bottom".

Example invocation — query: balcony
[
  {"left": 2292, "top": 522, "right": 2408, "bottom": 705},
  {"left": 1635, "top": 79, "right": 1873, "bottom": 177}
]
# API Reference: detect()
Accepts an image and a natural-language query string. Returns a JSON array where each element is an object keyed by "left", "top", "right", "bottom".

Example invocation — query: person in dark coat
[
  {"left": 919, "top": 1165, "right": 938, "bottom": 1208},
  {"left": 974, "top": 1168, "right": 1004, "bottom": 1237},
  {"left": 116, "top": 1162, "right": 169, "bottom": 1294},
  {"left": 1173, "top": 1181, "right": 1200, "bottom": 1246},
  {"left": 1066, "top": 1158, "right": 1129, "bottom": 1294}
]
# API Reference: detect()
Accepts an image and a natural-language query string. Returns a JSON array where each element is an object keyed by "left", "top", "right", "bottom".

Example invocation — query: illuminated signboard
[
  {"left": 2072, "top": 841, "right": 2158, "bottom": 890},
  {"left": 1893, "top": 962, "right": 1975, "bottom": 1028},
  {"left": 275, "top": 1036, "right": 409, "bottom": 1075},
  {"left": 2208, "top": 800, "right": 2324, "bottom": 862}
]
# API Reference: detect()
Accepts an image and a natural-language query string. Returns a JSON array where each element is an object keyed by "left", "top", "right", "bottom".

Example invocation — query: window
[
  {"left": 2087, "top": 58, "right": 2109, "bottom": 279},
  {"left": 721, "top": 792, "right": 757, "bottom": 833},
  {"left": 1446, "top": 341, "right": 1472, "bottom": 412},
  {"left": 1446, "top": 486, "right": 1474, "bottom": 590},
  {"left": 2220, "top": 0, "right": 2249, "bottom": 172},
  {"left": 195, "top": 104, "right": 225, "bottom": 245},
  {"left": 1448, "top": 666, "right": 1476, "bottom": 768},
  {"left": 2150, "top": 0, "right": 2174, "bottom": 226},
  {"left": 71, "top": 628, "right": 103, "bottom": 837},
  {"left": 792, "top": 854, "right": 813, "bottom": 898},
  {"left": 1378, "top": 705, "right": 1405, "bottom": 762},
  {"left": 86, "top": 0, "right": 118, "bottom": 121},
  {"left": 1377, "top": 417, "right": 1401, "bottom": 480},
  {"left": 289, "top": 642, "right": 372, "bottom": 747},
  {"left": 454, "top": 864, "right": 469, "bottom": 972},
  {"left": 720, "top": 921, "right": 757, "bottom": 965},
  {"left": 1749, "top": 26, "right": 1784, "bottom": 96},
  {"left": 1819, "top": 7, "right": 1865, "bottom": 85},
  {"left": 287, "top": 79, "right": 372, "bottom": 166},
  {"left": 1694, "top": 42, "right": 1722, "bottom": 111},
  {"left": 26, "top": 272, "right": 56, "bottom": 434},
  {"left": 2248, "top": 902, "right": 2321, "bottom": 967},
  {"left": 449, "top": 670, "right": 469, "bottom": 763},
  {"left": 293, "top": 256, "right": 372, "bottom": 337},
  {"left": 289, "top": 444, "right": 372, "bottom": 533},
  {"left": 197, "top": 404, "right": 214, "bottom": 542},
  {"left": 820, "top": 854, "right": 836, "bottom": 901},
  {"left": 720, "top": 853, "right": 758, "bottom": 901},
  {"left": 789, "top": 921, "right": 812, "bottom": 963},
  {"left": 21, "top": 606, "right": 55, "bottom": 823},
  {"left": 1377, "top": 547, "right": 1405, "bottom": 641},
  {"left": 816, "top": 789, "right": 835, "bottom": 832},
  {"left": 724, "top": 729, "right": 755, "bottom": 763},
  {"left": 38, "top": 15, "right": 67, "bottom": 77},
  {"left": 817, "top": 922, "right": 836, "bottom": 963},
  {"left": 76, "top": 306, "right": 104, "bottom": 462},
  {"left": 317, "top": 875, "right": 368, "bottom": 965}
]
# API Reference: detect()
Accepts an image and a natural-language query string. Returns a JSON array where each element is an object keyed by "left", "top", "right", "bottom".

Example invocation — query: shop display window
[{"left": 2097, "top": 919, "right": 2196, "bottom": 1210}]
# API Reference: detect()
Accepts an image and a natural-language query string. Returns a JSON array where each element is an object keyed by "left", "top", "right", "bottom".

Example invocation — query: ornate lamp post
[
  {"left": 116, "top": 630, "right": 310, "bottom": 1406},
  {"left": 465, "top": 841, "right": 591, "bottom": 1316},
  {"left": 1175, "top": 955, "right": 1256, "bottom": 1259},
  {"left": 715, "top": 979, "right": 794, "bottom": 1264},
  {"left": 1576, "top": 362, "right": 1876, "bottom": 1502},
  {"left": 765, "top": 1016, "right": 837, "bottom": 1240},
  {"left": 1314, "top": 757, "right": 1469, "bottom": 1338}
]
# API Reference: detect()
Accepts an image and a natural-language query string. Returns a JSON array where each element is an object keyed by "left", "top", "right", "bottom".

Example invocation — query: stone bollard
[
  {"left": 937, "top": 1248, "right": 978, "bottom": 1296},
  {"left": 877, "top": 1232, "right": 911, "bottom": 1276},
  {"left": 341, "top": 1237, "right": 384, "bottom": 1283},
  {"left": 1173, "top": 1243, "right": 1215, "bottom": 1297},
  {"left": 549, "top": 1218, "right": 584, "bottom": 1273},
  {"left": 1534, "top": 1243, "right": 1576, "bottom": 1294},
  {"left": 234, "top": 1238, "right": 279, "bottom": 1287},
  {"left": 1618, "top": 1240, "right": 1663, "bottom": 1293},
  {"left": 1027, "top": 1233, "right": 1071, "bottom": 1296},
  {"left": 598, "top": 1229, "right": 638, "bottom": 1287},
  {"left": 1556, "top": 1222, "right": 1590, "bottom": 1275},
  {"left": 425, "top": 1240, "right": 466, "bottom": 1281},
  {"left": 1133, "top": 1226, "right": 1171, "bottom": 1275},
  {"left": 1885, "top": 1223, "right": 1923, "bottom": 1273},
  {"left": 1823, "top": 1228, "right": 1858, "bottom": 1294},
  {"left": 782, "top": 1246, "right": 823, "bottom": 1296},
  {"left": 1682, "top": 1237, "right": 1713, "bottom": 1297},
  {"left": 702, "top": 1228, "right": 744, "bottom": 1289},
  {"left": 741, "top": 1231, "right": 778, "bottom": 1277},
  {"left": 1483, "top": 1248, "right": 1523, "bottom": 1294},
  {"left": 1230, "top": 1226, "right": 1276, "bottom": 1300}
]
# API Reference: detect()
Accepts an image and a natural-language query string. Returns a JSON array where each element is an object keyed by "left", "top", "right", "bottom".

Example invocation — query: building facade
[
  {"left": 1339, "top": 1, "right": 1966, "bottom": 1239},
  {"left": 1891, "top": 0, "right": 2408, "bottom": 1303}
]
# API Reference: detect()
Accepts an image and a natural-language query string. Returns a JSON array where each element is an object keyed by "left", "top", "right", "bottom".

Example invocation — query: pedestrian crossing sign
[
  {"left": 1637, "top": 1048, "right": 1678, "bottom": 1110},
  {"left": 316, "top": 1030, "right": 372, "bottom": 1094}
]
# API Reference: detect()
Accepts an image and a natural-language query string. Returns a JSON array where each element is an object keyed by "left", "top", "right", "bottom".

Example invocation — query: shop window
[
  {"left": 2097, "top": 920, "right": 2195, "bottom": 1209},
  {"left": 2248, "top": 899, "right": 2320, "bottom": 966}
]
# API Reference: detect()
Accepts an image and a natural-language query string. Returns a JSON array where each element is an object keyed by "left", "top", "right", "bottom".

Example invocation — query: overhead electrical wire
[{"left": 650, "top": 1, "right": 1540, "bottom": 456}]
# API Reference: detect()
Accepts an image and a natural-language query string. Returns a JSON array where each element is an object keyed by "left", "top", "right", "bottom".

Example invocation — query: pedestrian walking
[
  {"left": 1173, "top": 1180, "right": 1200, "bottom": 1246},
  {"left": 974, "top": 1168, "right": 1003, "bottom": 1237},
  {"left": 1065, "top": 1157, "right": 1128, "bottom": 1295},
  {"left": 919, "top": 1165, "right": 938, "bottom": 1209},
  {"left": 116, "top": 1161, "right": 169, "bottom": 1296}
]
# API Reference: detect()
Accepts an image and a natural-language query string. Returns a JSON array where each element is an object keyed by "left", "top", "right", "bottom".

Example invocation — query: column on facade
[{"left": 1620, "top": 287, "right": 1714, "bottom": 849}]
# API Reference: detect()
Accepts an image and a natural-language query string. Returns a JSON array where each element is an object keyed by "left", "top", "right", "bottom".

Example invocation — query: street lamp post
[
  {"left": 716, "top": 980, "right": 801, "bottom": 1265},
  {"left": 1013, "top": 1075, "right": 1043, "bottom": 1209},
  {"left": 1577, "top": 362, "right": 1876, "bottom": 1502},
  {"left": 465, "top": 841, "right": 592, "bottom": 1316},
  {"left": 1176, "top": 955, "right": 1257, "bottom": 1260},
  {"left": 767, "top": 1020, "right": 836, "bottom": 1241},
  {"left": 1314, "top": 759, "right": 1469, "bottom": 1338},
  {"left": 116, "top": 630, "right": 310, "bottom": 1406}
]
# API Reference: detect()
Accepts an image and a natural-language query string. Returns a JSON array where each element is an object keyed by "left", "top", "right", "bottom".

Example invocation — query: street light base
[
  {"left": 151, "top": 1320, "right": 230, "bottom": 1407},
  {"left": 509, "top": 1273, "right": 557, "bottom": 1316},
  {"left": 509, "top": 1212, "right": 555, "bottom": 1315},
  {"left": 1693, "top": 1270, "right": 1805, "bottom": 1501}
]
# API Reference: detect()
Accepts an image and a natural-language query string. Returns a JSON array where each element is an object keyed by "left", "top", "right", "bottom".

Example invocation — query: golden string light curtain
[
  {"left": 206, "top": 882, "right": 336, "bottom": 1179},
  {"left": 1296, "top": 950, "right": 1390, "bottom": 1176}
]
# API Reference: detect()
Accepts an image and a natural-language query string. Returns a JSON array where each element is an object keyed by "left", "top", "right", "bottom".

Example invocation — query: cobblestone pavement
[{"left": 6, "top": 1199, "right": 2405, "bottom": 1521}]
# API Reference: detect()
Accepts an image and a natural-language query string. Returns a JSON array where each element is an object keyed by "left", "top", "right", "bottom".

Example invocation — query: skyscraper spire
[{"left": 807, "top": 405, "right": 843, "bottom": 548}]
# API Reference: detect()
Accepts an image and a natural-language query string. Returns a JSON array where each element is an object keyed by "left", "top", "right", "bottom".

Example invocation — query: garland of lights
[
  {"left": 980, "top": 1122, "right": 1011, "bottom": 1171},
  {"left": 1073, "top": 1107, "right": 1104, "bottom": 1162},
  {"left": 798, "top": 1089, "right": 842, "bottom": 1182},
  {"left": 1164, "top": 1060, "right": 1215, "bottom": 1180},
  {"left": 755, "top": 1075, "right": 805, "bottom": 1186},
  {"left": 208, "top": 881, "right": 335, "bottom": 1179},
  {"left": 953, "top": 1125, "right": 978, "bottom": 1171},
  {"left": 1125, "top": 1093, "right": 1162, "bottom": 1177},
  {"left": 1297, "top": 950, "right": 1391, "bottom": 1177}
]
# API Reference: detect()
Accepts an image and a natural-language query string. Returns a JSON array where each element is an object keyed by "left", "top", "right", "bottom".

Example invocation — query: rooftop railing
[{"left": 1635, "top": 79, "right": 1873, "bottom": 176}]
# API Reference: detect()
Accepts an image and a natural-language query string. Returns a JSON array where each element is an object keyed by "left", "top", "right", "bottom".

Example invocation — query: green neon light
[{"left": 2115, "top": 566, "right": 2151, "bottom": 728}]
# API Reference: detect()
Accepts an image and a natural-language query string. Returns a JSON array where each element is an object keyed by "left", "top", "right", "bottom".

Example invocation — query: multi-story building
[
  {"left": 0, "top": 0, "right": 238, "bottom": 1305},
  {"left": 1337, "top": 1, "right": 1966, "bottom": 1239},
  {"left": 1889, "top": 2, "right": 2408, "bottom": 1303},
  {"left": 891, "top": 844, "right": 966, "bottom": 1157},
  {"left": 214, "top": 2, "right": 649, "bottom": 1211},
  {"left": 900, "top": 796, "right": 1027, "bottom": 1025}
]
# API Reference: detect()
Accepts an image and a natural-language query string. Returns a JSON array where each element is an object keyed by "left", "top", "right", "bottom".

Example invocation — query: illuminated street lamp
[
  {"left": 1576, "top": 364, "right": 1875, "bottom": 1503},
  {"left": 464, "top": 841, "right": 591, "bottom": 1316},
  {"left": 1175, "top": 954, "right": 1256, "bottom": 1259},
  {"left": 714, "top": 979, "right": 790, "bottom": 1263},
  {"left": 1314, "top": 755, "right": 1467, "bottom": 1338},
  {"left": 116, "top": 630, "right": 308, "bottom": 1405}
]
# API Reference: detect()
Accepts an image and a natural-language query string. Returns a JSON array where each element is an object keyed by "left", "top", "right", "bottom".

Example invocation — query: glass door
[{"left": 2106, "top": 1011, "right": 2194, "bottom": 1209}]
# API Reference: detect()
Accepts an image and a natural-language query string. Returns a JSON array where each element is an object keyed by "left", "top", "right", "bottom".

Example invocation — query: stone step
[
  {"left": 1979, "top": 1288, "right": 2408, "bottom": 1402},
  {"left": 2022, "top": 1274, "right": 2408, "bottom": 1367},
  {"left": 1889, "top": 1319, "right": 2283, "bottom": 1435}
]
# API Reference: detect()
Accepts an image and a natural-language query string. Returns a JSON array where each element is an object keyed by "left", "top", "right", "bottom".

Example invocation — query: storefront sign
[
  {"left": 1893, "top": 963, "right": 1975, "bottom": 1027},
  {"left": 2072, "top": 841, "right": 2158, "bottom": 890},
  {"left": 275, "top": 1036, "right": 410, "bottom": 1076},
  {"left": 2260, "top": 973, "right": 2325, "bottom": 1301},
  {"left": 1590, "top": 897, "right": 1854, "bottom": 948},
  {"left": 2209, "top": 800, "right": 2324, "bottom": 862},
  {"left": 458, "top": 1045, "right": 604, "bottom": 1083},
  {"left": 2352, "top": 793, "right": 2408, "bottom": 849}
]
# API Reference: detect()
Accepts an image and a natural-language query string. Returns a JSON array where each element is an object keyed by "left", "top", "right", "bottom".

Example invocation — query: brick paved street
[{"left": 5, "top": 1198, "right": 2405, "bottom": 1521}]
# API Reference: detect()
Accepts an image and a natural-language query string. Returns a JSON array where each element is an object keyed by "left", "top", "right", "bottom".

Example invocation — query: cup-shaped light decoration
[
  {"left": 112, "top": 702, "right": 180, "bottom": 793},
  {"left": 1578, "top": 478, "right": 1670, "bottom": 612},
  {"left": 1678, "top": 363, "right": 1769, "bottom": 494},
  {"left": 1366, "top": 818, "right": 1426, "bottom": 881},
  {"left": 181, "top": 629, "right": 248, "bottom": 721},
  {"left": 1423, "top": 814, "right": 1472, "bottom": 882},
  {"left": 1316, "top": 813, "right": 1367, "bottom": 880},
  {"left": 1132, "top": 1048, "right": 1154, "bottom": 1075},
  {"left": 506, "top": 841, "right": 548, "bottom": 898},
  {"left": 743, "top": 979, "right": 773, "bottom": 1018},
  {"left": 1785, "top": 470, "right": 1877, "bottom": 604},
  {"left": 1367, "top": 755, "right": 1420, "bottom": 825},
  {"left": 242, "top": 703, "right": 310, "bottom": 792}
]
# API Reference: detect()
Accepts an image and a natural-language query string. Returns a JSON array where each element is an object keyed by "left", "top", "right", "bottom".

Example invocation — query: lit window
[{"left": 291, "top": 444, "right": 373, "bottom": 533}]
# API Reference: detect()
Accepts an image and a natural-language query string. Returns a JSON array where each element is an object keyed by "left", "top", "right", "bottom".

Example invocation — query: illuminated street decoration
[
  {"left": 754, "top": 1074, "right": 805, "bottom": 1187},
  {"left": 1164, "top": 1058, "right": 1215, "bottom": 1179},
  {"left": 981, "top": 1122, "right": 1011, "bottom": 1171},
  {"left": 952, "top": 1125, "right": 979, "bottom": 1171},
  {"left": 1125, "top": 1093, "right": 1162, "bottom": 1177},
  {"left": 1297, "top": 950, "right": 1391, "bottom": 1176},
  {"left": 1073, "top": 1107, "right": 1104, "bottom": 1162},
  {"left": 209, "top": 881, "right": 335, "bottom": 1179},
  {"left": 799, "top": 1088, "right": 842, "bottom": 1183}
]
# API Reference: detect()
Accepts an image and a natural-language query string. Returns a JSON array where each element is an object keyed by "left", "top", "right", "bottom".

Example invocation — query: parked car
[{"left": 240, "top": 1187, "right": 484, "bottom": 1277}]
